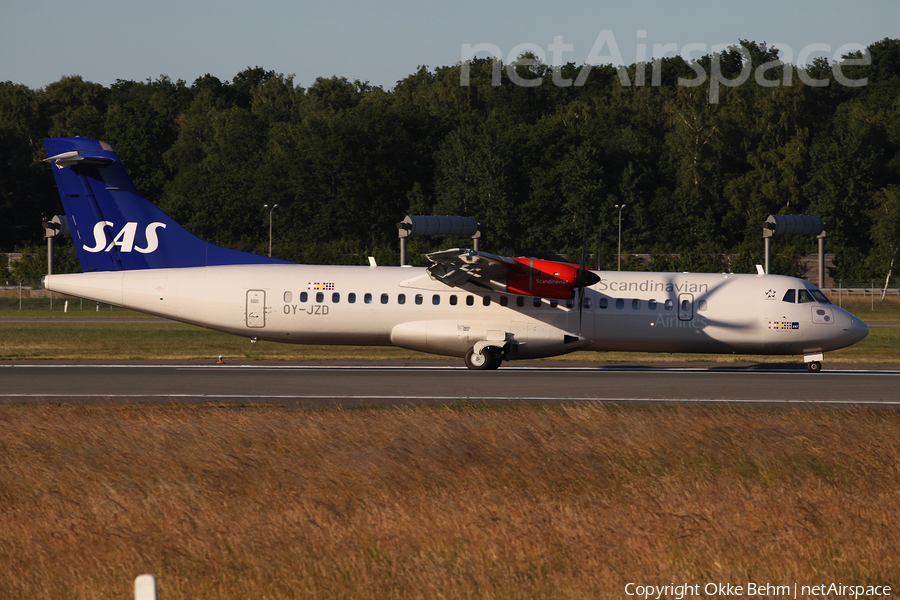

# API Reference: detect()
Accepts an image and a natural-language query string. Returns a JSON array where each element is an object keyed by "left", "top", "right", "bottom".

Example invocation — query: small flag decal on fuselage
[
  {"left": 308, "top": 282, "right": 335, "bottom": 290},
  {"left": 768, "top": 321, "right": 800, "bottom": 330}
]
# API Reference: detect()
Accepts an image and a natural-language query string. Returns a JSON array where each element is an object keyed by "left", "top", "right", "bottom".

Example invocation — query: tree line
[{"left": 2, "top": 38, "right": 899, "bottom": 284}]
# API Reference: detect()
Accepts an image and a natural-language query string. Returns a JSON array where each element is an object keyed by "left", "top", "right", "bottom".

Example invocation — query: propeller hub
[{"left": 576, "top": 269, "right": 601, "bottom": 288}]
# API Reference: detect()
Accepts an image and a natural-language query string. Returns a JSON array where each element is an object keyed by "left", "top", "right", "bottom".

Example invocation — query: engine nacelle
[
  {"left": 506, "top": 258, "right": 582, "bottom": 299},
  {"left": 390, "top": 320, "right": 587, "bottom": 360},
  {"left": 390, "top": 320, "right": 485, "bottom": 357}
]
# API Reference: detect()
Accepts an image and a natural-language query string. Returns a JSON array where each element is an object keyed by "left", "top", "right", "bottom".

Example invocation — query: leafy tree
[
  {"left": 160, "top": 106, "right": 269, "bottom": 250},
  {"left": 8, "top": 245, "right": 46, "bottom": 282},
  {"left": 40, "top": 75, "right": 107, "bottom": 139},
  {"left": 0, "top": 81, "right": 44, "bottom": 159},
  {"left": 251, "top": 73, "right": 298, "bottom": 124},
  {"left": 0, "top": 124, "right": 52, "bottom": 249},
  {"left": 104, "top": 99, "right": 174, "bottom": 201},
  {"left": 662, "top": 84, "right": 728, "bottom": 248},
  {"left": 433, "top": 118, "right": 522, "bottom": 253},
  {"left": 231, "top": 66, "right": 278, "bottom": 109},
  {"left": 869, "top": 185, "right": 900, "bottom": 293},
  {"left": 805, "top": 101, "right": 886, "bottom": 276},
  {"left": 303, "top": 76, "right": 368, "bottom": 113}
]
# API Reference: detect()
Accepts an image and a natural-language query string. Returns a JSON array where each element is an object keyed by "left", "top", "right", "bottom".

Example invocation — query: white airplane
[{"left": 41, "top": 138, "right": 869, "bottom": 372}]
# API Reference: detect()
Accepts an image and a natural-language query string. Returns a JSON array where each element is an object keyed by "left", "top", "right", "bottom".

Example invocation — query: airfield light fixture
[{"left": 264, "top": 204, "right": 278, "bottom": 257}]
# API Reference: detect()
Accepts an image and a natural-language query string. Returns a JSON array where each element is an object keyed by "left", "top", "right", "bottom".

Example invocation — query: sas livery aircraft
[{"left": 41, "top": 138, "right": 869, "bottom": 371}]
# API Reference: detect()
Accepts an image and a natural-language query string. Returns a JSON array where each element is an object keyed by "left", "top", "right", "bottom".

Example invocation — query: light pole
[
  {"left": 614, "top": 204, "right": 626, "bottom": 271},
  {"left": 263, "top": 204, "right": 278, "bottom": 257}
]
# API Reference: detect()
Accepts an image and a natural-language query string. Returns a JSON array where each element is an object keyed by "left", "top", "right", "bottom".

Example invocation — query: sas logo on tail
[{"left": 84, "top": 221, "right": 167, "bottom": 254}]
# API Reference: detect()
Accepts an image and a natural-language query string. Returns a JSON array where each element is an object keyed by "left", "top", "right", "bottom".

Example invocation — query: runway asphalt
[{"left": 2, "top": 361, "right": 898, "bottom": 408}]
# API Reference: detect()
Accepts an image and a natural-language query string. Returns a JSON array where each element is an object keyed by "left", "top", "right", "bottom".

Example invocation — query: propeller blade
[
  {"left": 575, "top": 240, "right": 596, "bottom": 334},
  {"left": 578, "top": 285, "right": 585, "bottom": 333}
]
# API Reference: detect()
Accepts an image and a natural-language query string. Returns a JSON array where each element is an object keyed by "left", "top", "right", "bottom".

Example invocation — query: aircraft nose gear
[
  {"left": 465, "top": 346, "right": 503, "bottom": 370},
  {"left": 804, "top": 352, "right": 824, "bottom": 373}
]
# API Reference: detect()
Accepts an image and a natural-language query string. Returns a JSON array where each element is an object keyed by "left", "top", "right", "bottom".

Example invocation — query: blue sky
[{"left": 3, "top": 0, "right": 896, "bottom": 90}]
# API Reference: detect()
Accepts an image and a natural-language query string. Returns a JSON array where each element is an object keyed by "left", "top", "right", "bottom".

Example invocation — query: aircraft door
[
  {"left": 677, "top": 293, "right": 694, "bottom": 321},
  {"left": 246, "top": 290, "right": 266, "bottom": 328}
]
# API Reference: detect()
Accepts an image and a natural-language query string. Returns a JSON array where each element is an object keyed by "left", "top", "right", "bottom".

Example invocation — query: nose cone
[{"left": 847, "top": 317, "right": 869, "bottom": 345}]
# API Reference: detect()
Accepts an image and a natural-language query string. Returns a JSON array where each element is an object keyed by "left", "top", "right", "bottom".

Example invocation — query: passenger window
[
  {"left": 516, "top": 296, "right": 525, "bottom": 307},
  {"left": 681, "top": 299, "right": 690, "bottom": 311},
  {"left": 698, "top": 300, "right": 707, "bottom": 311},
  {"left": 364, "top": 293, "right": 372, "bottom": 304},
  {"left": 348, "top": 293, "right": 356, "bottom": 304},
  {"left": 798, "top": 289, "right": 815, "bottom": 304},
  {"left": 565, "top": 298, "right": 574, "bottom": 309},
  {"left": 449, "top": 295, "right": 458, "bottom": 306},
  {"left": 665, "top": 299, "right": 674, "bottom": 311},
  {"left": 632, "top": 299, "right": 641, "bottom": 310},
  {"left": 380, "top": 293, "right": 389, "bottom": 304},
  {"left": 782, "top": 289, "right": 796, "bottom": 303},
  {"left": 284, "top": 291, "right": 292, "bottom": 303},
  {"left": 648, "top": 299, "right": 657, "bottom": 310},
  {"left": 549, "top": 299, "right": 558, "bottom": 308},
  {"left": 483, "top": 296, "right": 491, "bottom": 306},
  {"left": 415, "top": 294, "right": 423, "bottom": 305},
  {"left": 533, "top": 297, "right": 542, "bottom": 308},
  {"left": 583, "top": 297, "right": 592, "bottom": 309},
  {"left": 332, "top": 292, "right": 340, "bottom": 303},
  {"left": 432, "top": 294, "right": 440, "bottom": 305},
  {"left": 616, "top": 298, "right": 624, "bottom": 309},
  {"left": 300, "top": 292, "right": 308, "bottom": 303},
  {"left": 500, "top": 296, "right": 509, "bottom": 307},
  {"left": 599, "top": 298, "right": 608, "bottom": 309},
  {"left": 398, "top": 294, "right": 406, "bottom": 305},
  {"left": 316, "top": 292, "right": 324, "bottom": 303},
  {"left": 466, "top": 295, "right": 474, "bottom": 306}
]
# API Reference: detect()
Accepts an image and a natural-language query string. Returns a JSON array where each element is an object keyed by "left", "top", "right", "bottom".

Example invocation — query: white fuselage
[{"left": 43, "top": 264, "right": 869, "bottom": 360}]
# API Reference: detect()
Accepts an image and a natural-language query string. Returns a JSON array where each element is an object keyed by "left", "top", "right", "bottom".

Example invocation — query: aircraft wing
[
  {"left": 425, "top": 248, "right": 600, "bottom": 299},
  {"left": 425, "top": 248, "right": 515, "bottom": 288}
]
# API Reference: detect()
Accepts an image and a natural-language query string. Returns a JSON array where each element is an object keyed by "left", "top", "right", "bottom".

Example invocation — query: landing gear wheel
[
  {"left": 465, "top": 347, "right": 502, "bottom": 370},
  {"left": 807, "top": 361, "right": 822, "bottom": 373},
  {"left": 486, "top": 350, "right": 503, "bottom": 370}
]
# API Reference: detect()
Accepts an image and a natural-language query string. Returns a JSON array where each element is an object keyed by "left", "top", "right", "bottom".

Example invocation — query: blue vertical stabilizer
[{"left": 43, "top": 137, "right": 293, "bottom": 272}]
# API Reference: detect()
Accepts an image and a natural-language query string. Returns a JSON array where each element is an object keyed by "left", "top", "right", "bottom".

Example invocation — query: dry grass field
[{"left": 1, "top": 404, "right": 898, "bottom": 599}]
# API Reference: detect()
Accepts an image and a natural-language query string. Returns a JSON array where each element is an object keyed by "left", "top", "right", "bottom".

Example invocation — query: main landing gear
[
  {"left": 806, "top": 361, "right": 822, "bottom": 373},
  {"left": 464, "top": 346, "right": 504, "bottom": 370}
]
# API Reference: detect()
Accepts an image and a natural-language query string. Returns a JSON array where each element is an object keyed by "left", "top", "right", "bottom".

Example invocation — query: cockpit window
[
  {"left": 782, "top": 289, "right": 795, "bottom": 303},
  {"left": 809, "top": 288, "right": 831, "bottom": 304},
  {"left": 798, "top": 289, "right": 815, "bottom": 304}
]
